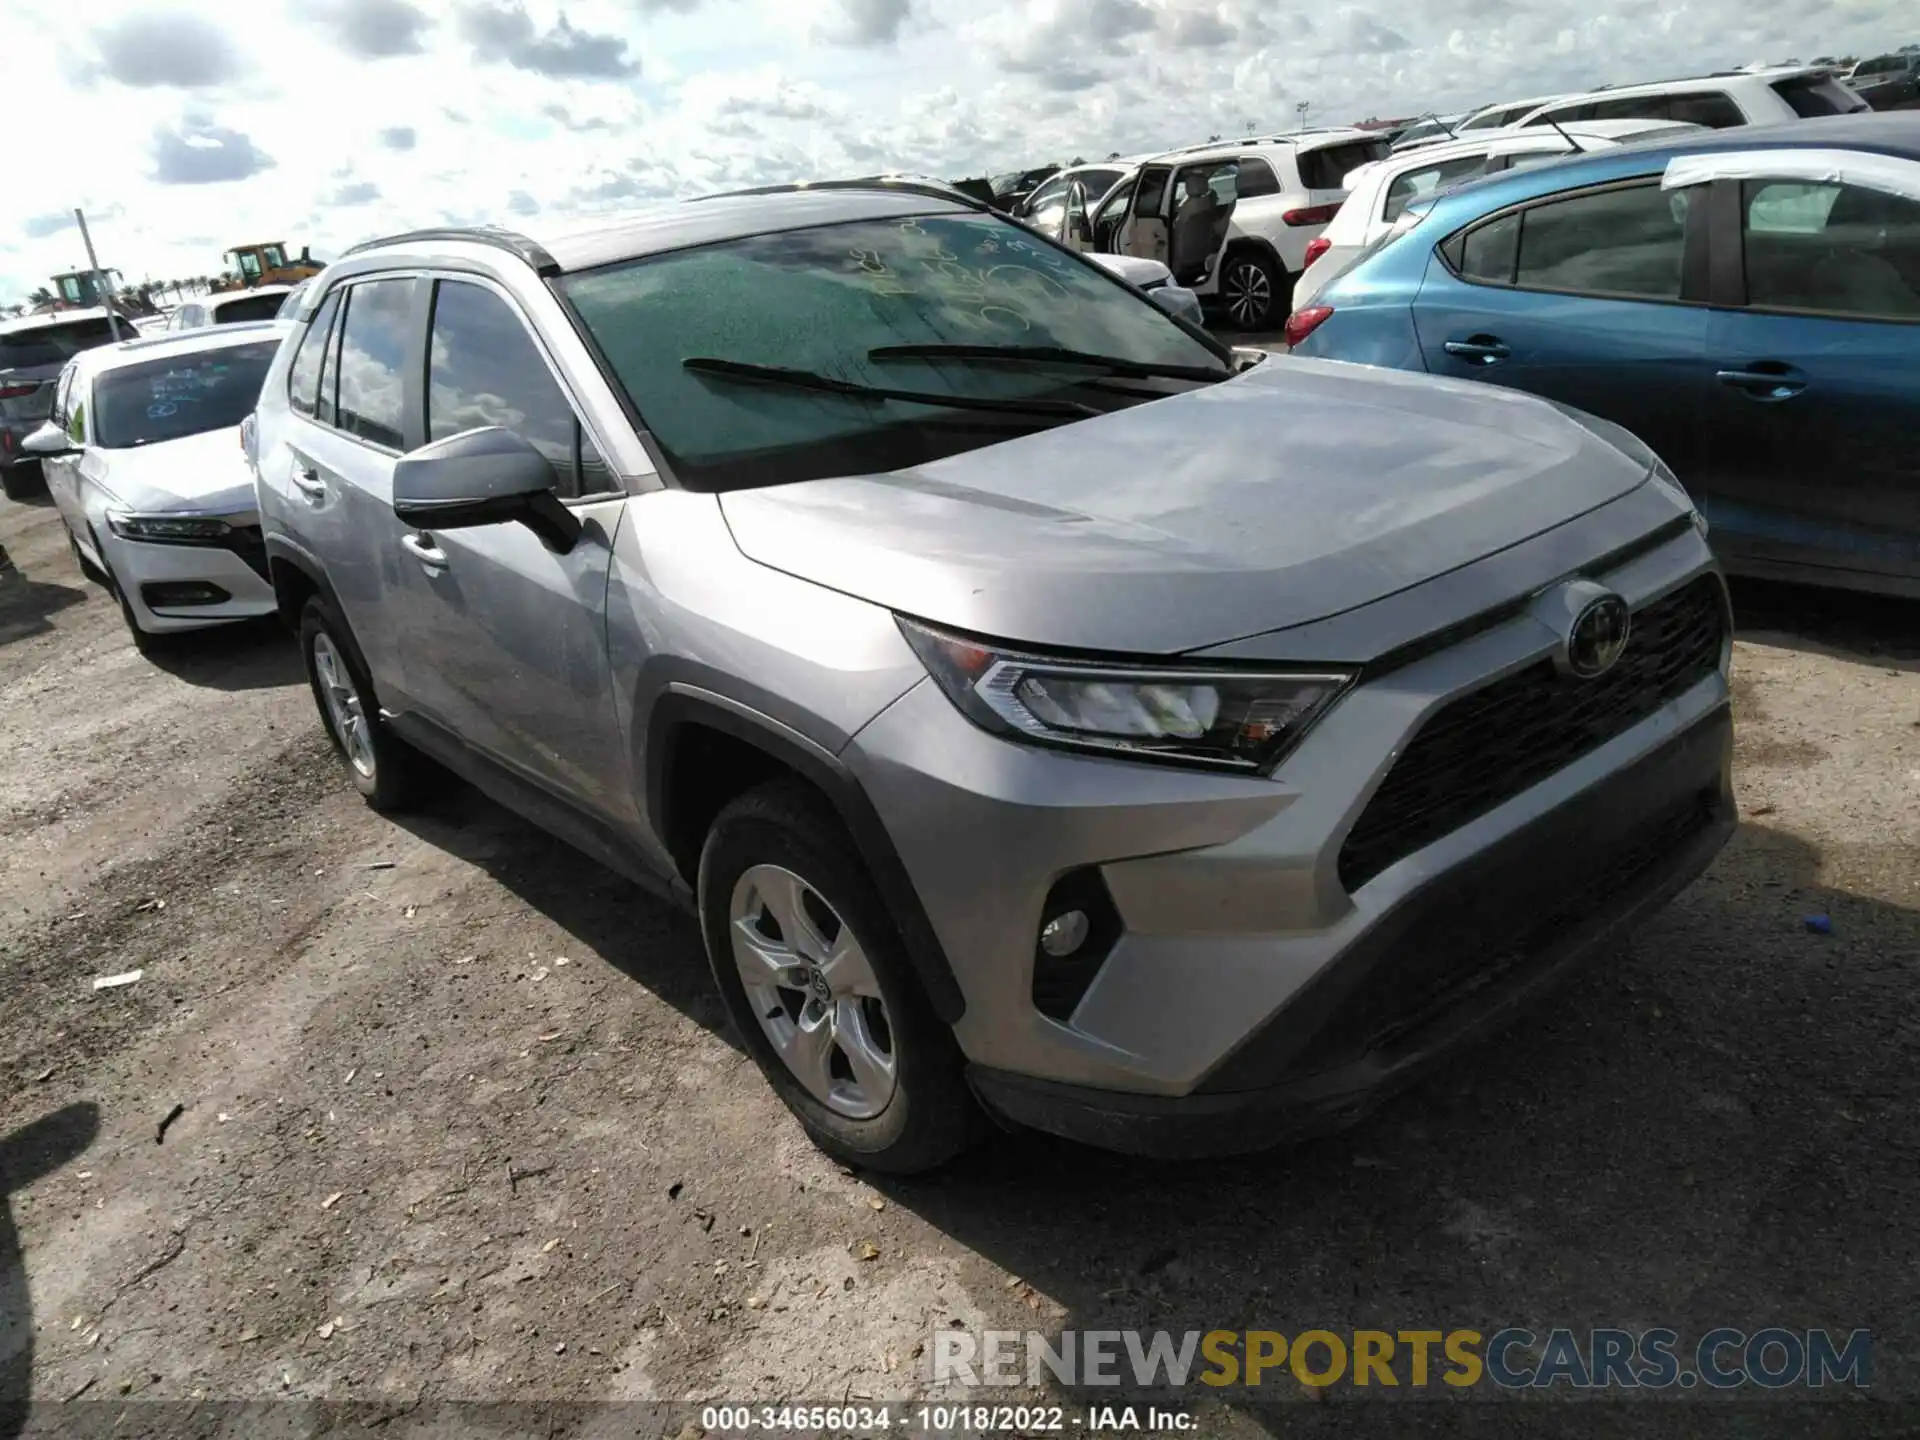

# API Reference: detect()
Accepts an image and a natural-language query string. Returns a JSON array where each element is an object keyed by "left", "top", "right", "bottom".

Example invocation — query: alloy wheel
[
  {"left": 311, "top": 632, "right": 376, "bottom": 779},
  {"left": 729, "top": 863, "right": 898, "bottom": 1120},
  {"left": 1224, "top": 260, "right": 1273, "bottom": 328}
]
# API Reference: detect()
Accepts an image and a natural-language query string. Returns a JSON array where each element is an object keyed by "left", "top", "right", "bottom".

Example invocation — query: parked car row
[{"left": 1290, "top": 111, "right": 1920, "bottom": 600}]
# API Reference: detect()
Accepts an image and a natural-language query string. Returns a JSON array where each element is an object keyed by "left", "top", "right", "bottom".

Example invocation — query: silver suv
[{"left": 250, "top": 182, "right": 1736, "bottom": 1172}]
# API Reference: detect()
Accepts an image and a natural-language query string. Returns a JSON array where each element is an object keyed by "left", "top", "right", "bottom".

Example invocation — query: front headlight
[
  {"left": 106, "top": 511, "right": 233, "bottom": 543},
  {"left": 898, "top": 617, "right": 1353, "bottom": 773}
]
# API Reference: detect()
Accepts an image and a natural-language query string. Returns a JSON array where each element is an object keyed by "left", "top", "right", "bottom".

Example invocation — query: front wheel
[
  {"left": 1218, "top": 250, "right": 1286, "bottom": 330},
  {"left": 299, "top": 597, "right": 428, "bottom": 811},
  {"left": 699, "top": 780, "right": 982, "bottom": 1173}
]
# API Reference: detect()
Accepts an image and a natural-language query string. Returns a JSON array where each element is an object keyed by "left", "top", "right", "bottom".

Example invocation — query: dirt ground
[{"left": 1, "top": 475, "right": 1916, "bottom": 1435}]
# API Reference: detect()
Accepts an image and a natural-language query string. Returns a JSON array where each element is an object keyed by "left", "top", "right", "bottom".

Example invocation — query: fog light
[
  {"left": 141, "top": 580, "right": 230, "bottom": 608},
  {"left": 1039, "top": 909, "right": 1090, "bottom": 958}
]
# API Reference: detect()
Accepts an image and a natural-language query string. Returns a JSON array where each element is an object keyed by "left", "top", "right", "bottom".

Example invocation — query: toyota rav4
[{"left": 249, "top": 181, "right": 1735, "bottom": 1172}]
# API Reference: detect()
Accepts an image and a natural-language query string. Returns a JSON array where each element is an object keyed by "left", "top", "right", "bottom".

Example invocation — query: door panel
[
  {"left": 1120, "top": 166, "right": 1171, "bottom": 263},
  {"left": 1415, "top": 181, "right": 1713, "bottom": 478},
  {"left": 395, "top": 503, "right": 631, "bottom": 823},
  {"left": 1697, "top": 176, "right": 1920, "bottom": 583},
  {"left": 1700, "top": 310, "right": 1919, "bottom": 581}
]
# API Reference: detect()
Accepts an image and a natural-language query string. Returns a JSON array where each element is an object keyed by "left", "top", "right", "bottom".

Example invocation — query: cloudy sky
[{"left": 0, "top": 0, "right": 1907, "bottom": 302}]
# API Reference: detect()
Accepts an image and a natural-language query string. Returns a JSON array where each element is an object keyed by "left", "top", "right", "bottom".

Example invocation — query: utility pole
[
  {"left": 1295, "top": 101, "right": 1311, "bottom": 131},
  {"left": 74, "top": 207, "right": 126, "bottom": 341}
]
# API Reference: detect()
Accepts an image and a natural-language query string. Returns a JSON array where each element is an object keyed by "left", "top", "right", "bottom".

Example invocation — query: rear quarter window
[
  {"left": 1299, "top": 140, "right": 1392, "bottom": 190},
  {"left": 1772, "top": 75, "right": 1868, "bottom": 117}
]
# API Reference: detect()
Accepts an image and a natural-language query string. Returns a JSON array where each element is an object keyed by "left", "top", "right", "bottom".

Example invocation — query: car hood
[
  {"left": 718, "top": 356, "right": 1653, "bottom": 655},
  {"left": 94, "top": 426, "right": 256, "bottom": 513}
]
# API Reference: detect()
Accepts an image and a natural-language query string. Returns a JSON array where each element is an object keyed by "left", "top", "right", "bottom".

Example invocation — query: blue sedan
[{"left": 1289, "top": 113, "right": 1920, "bottom": 599}]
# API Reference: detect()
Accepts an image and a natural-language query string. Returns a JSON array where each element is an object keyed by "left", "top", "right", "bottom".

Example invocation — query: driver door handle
[
  {"left": 290, "top": 464, "right": 327, "bottom": 498},
  {"left": 1444, "top": 335, "right": 1511, "bottom": 364},
  {"left": 1715, "top": 365, "right": 1806, "bottom": 402},
  {"left": 401, "top": 532, "right": 449, "bottom": 570}
]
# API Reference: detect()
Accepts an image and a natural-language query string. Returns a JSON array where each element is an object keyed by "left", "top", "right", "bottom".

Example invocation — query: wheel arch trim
[{"left": 645, "top": 684, "right": 968, "bottom": 1025}]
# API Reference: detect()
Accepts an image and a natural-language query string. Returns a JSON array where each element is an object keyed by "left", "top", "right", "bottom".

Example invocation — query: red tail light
[
  {"left": 1303, "top": 237, "right": 1332, "bottom": 268},
  {"left": 1283, "top": 306, "right": 1334, "bottom": 348},
  {"left": 1282, "top": 203, "right": 1341, "bottom": 227},
  {"left": 0, "top": 383, "right": 38, "bottom": 400}
]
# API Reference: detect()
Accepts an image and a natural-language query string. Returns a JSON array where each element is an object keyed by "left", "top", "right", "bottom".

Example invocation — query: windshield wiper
[
  {"left": 868, "top": 343, "right": 1229, "bottom": 384},
  {"left": 681, "top": 357, "right": 1099, "bottom": 418}
]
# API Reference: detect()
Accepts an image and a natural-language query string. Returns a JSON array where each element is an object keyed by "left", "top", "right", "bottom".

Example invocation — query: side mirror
[
  {"left": 392, "top": 426, "right": 582, "bottom": 554},
  {"left": 21, "top": 421, "right": 75, "bottom": 457},
  {"left": 1149, "top": 285, "right": 1204, "bottom": 327}
]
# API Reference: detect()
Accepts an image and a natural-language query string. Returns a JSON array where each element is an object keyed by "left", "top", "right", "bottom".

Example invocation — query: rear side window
[
  {"left": 1299, "top": 140, "right": 1390, "bottom": 190},
  {"left": 333, "top": 279, "right": 413, "bottom": 449},
  {"left": 1384, "top": 154, "right": 1492, "bottom": 222},
  {"left": 1742, "top": 180, "right": 1920, "bottom": 321},
  {"left": 214, "top": 293, "right": 285, "bottom": 325},
  {"left": 426, "top": 280, "right": 587, "bottom": 497},
  {"left": 1453, "top": 211, "right": 1520, "bottom": 283},
  {"left": 1235, "top": 158, "right": 1280, "bottom": 198},
  {"left": 1511, "top": 183, "right": 1691, "bottom": 299},
  {"left": 1444, "top": 183, "right": 1690, "bottom": 300},
  {"left": 286, "top": 289, "right": 342, "bottom": 418},
  {"left": 1771, "top": 75, "right": 1865, "bottom": 117},
  {"left": 0, "top": 318, "right": 119, "bottom": 370},
  {"left": 1667, "top": 91, "right": 1744, "bottom": 127}
]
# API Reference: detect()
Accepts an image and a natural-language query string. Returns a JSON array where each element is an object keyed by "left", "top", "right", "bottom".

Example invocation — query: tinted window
[
  {"left": 334, "top": 279, "right": 413, "bottom": 448},
  {"left": 287, "top": 288, "right": 342, "bottom": 418},
  {"left": 213, "top": 293, "right": 285, "bottom": 325},
  {"left": 1076, "top": 168, "right": 1123, "bottom": 199},
  {"left": 560, "top": 212, "right": 1225, "bottom": 491},
  {"left": 1510, "top": 183, "right": 1691, "bottom": 299},
  {"left": 1772, "top": 75, "right": 1865, "bottom": 116},
  {"left": 1743, "top": 180, "right": 1920, "bottom": 320},
  {"left": 1236, "top": 158, "right": 1280, "bottom": 197},
  {"left": 1667, "top": 91, "right": 1744, "bottom": 127},
  {"left": 1455, "top": 211, "right": 1520, "bottom": 282},
  {"left": 427, "top": 280, "right": 582, "bottom": 495},
  {"left": 1384, "top": 154, "right": 1493, "bottom": 221},
  {"left": 1133, "top": 166, "right": 1172, "bottom": 216},
  {"left": 0, "top": 318, "right": 119, "bottom": 370},
  {"left": 93, "top": 342, "right": 279, "bottom": 449},
  {"left": 1021, "top": 177, "right": 1071, "bottom": 216},
  {"left": 1299, "top": 140, "right": 1391, "bottom": 190}
]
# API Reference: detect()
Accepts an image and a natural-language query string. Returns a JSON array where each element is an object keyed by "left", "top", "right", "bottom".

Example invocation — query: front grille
[
  {"left": 1337, "top": 575, "right": 1726, "bottom": 892},
  {"left": 1357, "top": 794, "right": 1712, "bottom": 1053}
]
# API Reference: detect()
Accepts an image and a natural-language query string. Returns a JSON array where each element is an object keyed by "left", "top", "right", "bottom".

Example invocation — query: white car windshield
[{"left": 92, "top": 342, "right": 279, "bottom": 449}]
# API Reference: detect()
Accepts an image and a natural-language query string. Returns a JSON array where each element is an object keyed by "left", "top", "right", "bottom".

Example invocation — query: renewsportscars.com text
[{"left": 932, "top": 1327, "right": 1872, "bottom": 1391}]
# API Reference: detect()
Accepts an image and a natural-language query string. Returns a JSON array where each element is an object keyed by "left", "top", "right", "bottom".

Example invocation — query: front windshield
[
  {"left": 236, "top": 251, "right": 264, "bottom": 280},
  {"left": 93, "top": 341, "right": 278, "bottom": 448},
  {"left": 561, "top": 211, "right": 1227, "bottom": 491}
]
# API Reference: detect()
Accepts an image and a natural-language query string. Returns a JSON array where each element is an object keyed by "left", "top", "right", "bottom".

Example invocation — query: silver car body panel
[{"left": 720, "top": 356, "right": 1653, "bottom": 654}]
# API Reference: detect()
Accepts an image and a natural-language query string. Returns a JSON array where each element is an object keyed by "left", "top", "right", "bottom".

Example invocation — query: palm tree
[{"left": 27, "top": 286, "right": 54, "bottom": 308}]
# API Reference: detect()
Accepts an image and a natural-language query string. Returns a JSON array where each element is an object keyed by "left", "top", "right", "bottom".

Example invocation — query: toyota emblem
[{"left": 1566, "top": 594, "right": 1632, "bottom": 678}]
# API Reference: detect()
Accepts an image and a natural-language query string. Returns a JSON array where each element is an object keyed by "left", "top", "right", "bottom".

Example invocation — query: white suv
[
  {"left": 1293, "top": 118, "right": 1702, "bottom": 308},
  {"left": 1042, "top": 132, "right": 1392, "bottom": 329},
  {"left": 1506, "top": 66, "right": 1868, "bottom": 131}
]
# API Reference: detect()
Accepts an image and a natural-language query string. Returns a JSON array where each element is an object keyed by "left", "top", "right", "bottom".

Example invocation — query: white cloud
[{"left": 0, "top": 0, "right": 1905, "bottom": 301}]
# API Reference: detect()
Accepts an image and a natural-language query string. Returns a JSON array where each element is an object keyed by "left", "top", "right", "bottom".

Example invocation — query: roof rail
[
  {"left": 691, "top": 175, "right": 992, "bottom": 212},
  {"left": 340, "top": 225, "right": 560, "bottom": 276}
]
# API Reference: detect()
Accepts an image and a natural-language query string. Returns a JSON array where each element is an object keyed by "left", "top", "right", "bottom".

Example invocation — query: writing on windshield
[{"left": 93, "top": 342, "right": 279, "bottom": 449}]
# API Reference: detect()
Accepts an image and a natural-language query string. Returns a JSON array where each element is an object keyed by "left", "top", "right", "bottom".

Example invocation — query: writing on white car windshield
[
  {"left": 93, "top": 341, "right": 278, "bottom": 449},
  {"left": 561, "top": 211, "right": 1230, "bottom": 490}
]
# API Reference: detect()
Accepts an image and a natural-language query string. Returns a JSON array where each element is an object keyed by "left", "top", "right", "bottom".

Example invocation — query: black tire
[
  {"left": 1, "top": 461, "right": 44, "bottom": 503},
  {"left": 298, "top": 595, "right": 428, "bottom": 811},
  {"left": 698, "top": 779, "right": 982, "bottom": 1173},
  {"left": 1217, "top": 248, "right": 1286, "bottom": 331}
]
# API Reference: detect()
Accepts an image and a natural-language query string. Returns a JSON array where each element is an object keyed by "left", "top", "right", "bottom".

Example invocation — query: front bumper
[
  {"left": 842, "top": 502, "right": 1732, "bottom": 1144},
  {"left": 101, "top": 523, "right": 277, "bottom": 633},
  {"left": 967, "top": 702, "right": 1733, "bottom": 1157}
]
